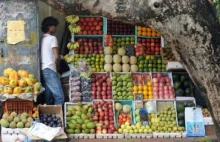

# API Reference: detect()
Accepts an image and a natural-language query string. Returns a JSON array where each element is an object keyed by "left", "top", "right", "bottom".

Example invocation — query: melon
[
  {"left": 104, "top": 64, "right": 112, "bottom": 72},
  {"left": 118, "top": 48, "right": 126, "bottom": 56},
  {"left": 113, "top": 54, "right": 121, "bottom": 63},
  {"left": 113, "top": 64, "right": 122, "bottom": 72},
  {"left": 130, "top": 56, "right": 137, "bottom": 65},
  {"left": 122, "top": 56, "right": 129, "bottom": 64},
  {"left": 122, "top": 64, "right": 130, "bottom": 72},
  {"left": 104, "top": 55, "right": 113, "bottom": 64},
  {"left": 130, "top": 65, "right": 138, "bottom": 72},
  {"left": 104, "top": 46, "right": 113, "bottom": 55}
]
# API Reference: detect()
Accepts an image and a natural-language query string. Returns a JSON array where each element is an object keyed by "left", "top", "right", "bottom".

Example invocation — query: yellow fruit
[
  {"left": 9, "top": 80, "right": 18, "bottom": 87},
  {"left": 18, "top": 70, "right": 29, "bottom": 78},
  {"left": 24, "top": 87, "right": 32, "bottom": 93},
  {"left": 25, "top": 78, "right": 33, "bottom": 86},
  {"left": 9, "top": 70, "right": 18, "bottom": 81},
  {"left": 4, "top": 86, "right": 13, "bottom": 94},
  {"left": 33, "top": 107, "right": 37, "bottom": 111},
  {"left": 0, "top": 87, "right": 3, "bottom": 93},
  {"left": 33, "top": 82, "right": 42, "bottom": 92},
  {"left": 138, "top": 85, "right": 143, "bottom": 91},
  {"left": 18, "top": 79, "right": 27, "bottom": 87},
  {"left": 148, "top": 86, "right": 152, "bottom": 91},
  {"left": 143, "top": 86, "right": 148, "bottom": 91},
  {"left": 3, "top": 68, "right": 14, "bottom": 77},
  {"left": 149, "top": 96, "right": 153, "bottom": 99},
  {"left": 28, "top": 74, "right": 35, "bottom": 78},
  {"left": 148, "top": 91, "right": 153, "bottom": 96},
  {"left": 143, "top": 90, "right": 148, "bottom": 96},
  {"left": 13, "top": 87, "right": 22, "bottom": 94},
  {"left": 138, "top": 90, "right": 143, "bottom": 94},
  {"left": 133, "top": 86, "right": 138, "bottom": 92},
  {"left": 1, "top": 77, "right": 9, "bottom": 85},
  {"left": 147, "top": 81, "right": 152, "bottom": 86}
]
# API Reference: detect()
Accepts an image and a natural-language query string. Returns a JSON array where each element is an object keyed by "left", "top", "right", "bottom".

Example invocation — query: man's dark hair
[{"left": 41, "top": 16, "right": 59, "bottom": 33}]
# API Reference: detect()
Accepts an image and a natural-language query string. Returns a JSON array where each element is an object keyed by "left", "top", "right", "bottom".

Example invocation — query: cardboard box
[{"left": 38, "top": 105, "right": 64, "bottom": 130}]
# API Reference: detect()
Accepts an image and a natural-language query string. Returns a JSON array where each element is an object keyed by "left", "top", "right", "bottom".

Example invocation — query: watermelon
[
  {"left": 185, "top": 88, "right": 191, "bottom": 96},
  {"left": 178, "top": 120, "right": 185, "bottom": 127},
  {"left": 177, "top": 104, "right": 185, "bottom": 113},
  {"left": 180, "top": 75, "right": 186, "bottom": 82},
  {"left": 183, "top": 81, "right": 190, "bottom": 88},
  {"left": 175, "top": 89, "right": 184, "bottom": 96},
  {"left": 177, "top": 112, "right": 185, "bottom": 120},
  {"left": 172, "top": 75, "right": 180, "bottom": 82},
  {"left": 174, "top": 81, "right": 181, "bottom": 89}
]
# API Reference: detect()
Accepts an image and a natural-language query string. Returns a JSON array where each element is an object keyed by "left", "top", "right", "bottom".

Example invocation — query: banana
[
  {"left": 68, "top": 24, "right": 81, "bottom": 33},
  {"left": 66, "top": 15, "right": 79, "bottom": 23},
  {"left": 67, "top": 42, "right": 79, "bottom": 50},
  {"left": 64, "top": 54, "right": 75, "bottom": 63}
]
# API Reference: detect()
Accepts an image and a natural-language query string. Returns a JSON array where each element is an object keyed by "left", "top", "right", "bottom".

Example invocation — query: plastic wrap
[
  {"left": 81, "top": 77, "right": 92, "bottom": 102},
  {"left": 69, "top": 71, "right": 81, "bottom": 103}
]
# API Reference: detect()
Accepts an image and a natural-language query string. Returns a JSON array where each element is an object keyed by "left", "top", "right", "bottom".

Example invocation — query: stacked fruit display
[
  {"left": 64, "top": 54, "right": 105, "bottom": 72},
  {"left": 66, "top": 15, "right": 81, "bottom": 34},
  {"left": 115, "top": 102, "right": 132, "bottom": 125},
  {"left": 137, "top": 56, "right": 165, "bottom": 72},
  {"left": 151, "top": 106, "right": 185, "bottom": 133},
  {"left": 137, "top": 26, "right": 160, "bottom": 37},
  {"left": 65, "top": 103, "right": 96, "bottom": 134},
  {"left": 107, "top": 20, "right": 135, "bottom": 35},
  {"left": 104, "top": 47, "right": 138, "bottom": 72},
  {"left": 74, "top": 38, "right": 103, "bottom": 54},
  {"left": 91, "top": 73, "right": 112, "bottom": 100},
  {"left": 172, "top": 74, "right": 194, "bottom": 97},
  {"left": 152, "top": 73, "right": 175, "bottom": 99},
  {"left": 0, "top": 68, "right": 43, "bottom": 95},
  {"left": 104, "top": 35, "right": 113, "bottom": 47},
  {"left": 0, "top": 112, "right": 33, "bottom": 128},
  {"left": 112, "top": 73, "right": 133, "bottom": 100},
  {"left": 112, "top": 37, "right": 135, "bottom": 54},
  {"left": 76, "top": 17, "right": 103, "bottom": 35},
  {"left": 132, "top": 73, "right": 153, "bottom": 100},
  {"left": 118, "top": 122, "right": 152, "bottom": 134},
  {"left": 39, "top": 113, "right": 62, "bottom": 127},
  {"left": 93, "top": 100, "right": 116, "bottom": 134},
  {"left": 137, "top": 38, "right": 161, "bottom": 55}
]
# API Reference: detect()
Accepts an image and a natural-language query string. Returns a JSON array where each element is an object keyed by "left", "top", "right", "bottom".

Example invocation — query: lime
[
  {"left": 157, "top": 59, "right": 162, "bottom": 64},
  {"left": 157, "top": 69, "right": 162, "bottom": 72},
  {"left": 151, "top": 56, "right": 155, "bottom": 60},
  {"left": 121, "top": 42, "right": 125, "bottom": 46},
  {"left": 143, "top": 64, "right": 147, "bottom": 68},
  {"left": 148, "top": 64, "right": 152, "bottom": 68},
  {"left": 145, "top": 60, "right": 148, "bottom": 64},
  {"left": 126, "top": 37, "right": 130, "bottom": 41},
  {"left": 138, "top": 64, "right": 143, "bottom": 68},
  {"left": 144, "top": 68, "right": 148, "bottom": 72},
  {"left": 153, "top": 68, "right": 157, "bottom": 72},
  {"left": 149, "top": 68, "right": 152, "bottom": 71},
  {"left": 153, "top": 64, "right": 156, "bottom": 68},
  {"left": 139, "top": 68, "right": 143, "bottom": 72}
]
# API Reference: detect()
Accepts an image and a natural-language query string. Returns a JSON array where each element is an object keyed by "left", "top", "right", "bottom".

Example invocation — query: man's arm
[{"left": 53, "top": 47, "right": 60, "bottom": 72}]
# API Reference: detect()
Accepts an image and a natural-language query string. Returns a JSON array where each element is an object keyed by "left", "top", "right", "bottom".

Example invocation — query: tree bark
[{"left": 41, "top": 0, "right": 220, "bottom": 139}]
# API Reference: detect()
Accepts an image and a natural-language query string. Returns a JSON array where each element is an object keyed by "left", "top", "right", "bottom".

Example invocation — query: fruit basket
[{"left": 3, "top": 100, "right": 34, "bottom": 115}]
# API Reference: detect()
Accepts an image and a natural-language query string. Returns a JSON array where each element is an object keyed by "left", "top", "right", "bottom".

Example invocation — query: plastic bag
[
  {"left": 81, "top": 77, "right": 92, "bottom": 102},
  {"left": 69, "top": 70, "right": 81, "bottom": 103}
]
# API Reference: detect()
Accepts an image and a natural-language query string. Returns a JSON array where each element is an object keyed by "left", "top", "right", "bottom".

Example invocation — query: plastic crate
[{"left": 3, "top": 100, "right": 34, "bottom": 115}]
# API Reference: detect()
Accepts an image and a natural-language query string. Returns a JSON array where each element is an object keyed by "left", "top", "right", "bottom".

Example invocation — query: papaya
[
  {"left": 1, "top": 77, "right": 10, "bottom": 86},
  {"left": 24, "top": 87, "right": 32, "bottom": 93},
  {"left": 28, "top": 74, "right": 35, "bottom": 79},
  {"left": 29, "top": 77, "right": 37, "bottom": 84},
  {"left": 4, "top": 86, "right": 13, "bottom": 94},
  {"left": 25, "top": 78, "right": 33, "bottom": 86},
  {"left": 3, "top": 68, "right": 14, "bottom": 77},
  {"left": 18, "top": 79, "right": 27, "bottom": 87},
  {"left": 13, "top": 87, "right": 22, "bottom": 94},
  {"left": 9, "top": 70, "right": 18, "bottom": 81},
  {"left": 9, "top": 80, "right": 18, "bottom": 87},
  {"left": 18, "top": 70, "right": 29, "bottom": 78},
  {"left": 33, "top": 82, "right": 42, "bottom": 92}
]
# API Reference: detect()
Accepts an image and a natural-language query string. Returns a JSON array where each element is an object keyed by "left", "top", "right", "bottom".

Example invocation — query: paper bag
[{"left": 185, "top": 107, "right": 205, "bottom": 137}]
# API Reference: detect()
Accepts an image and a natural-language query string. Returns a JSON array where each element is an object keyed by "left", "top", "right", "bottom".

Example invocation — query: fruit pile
[
  {"left": 152, "top": 73, "right": 175, "bottom": 99},
  {"left": 202, "top": 108, "right": 211, "bottom": 117},
  {"left": 32, "top": 107, "right": 38, "bottom": 118},
  {"left": 112, "top": 37, "right": 135, "bottom": 54},
  {"left": 151, "top": 106, "right": 185, "bottom": 133},
  {"left": 137, "top": 56, "right": 166, "bottom": 72},
  {"left": 132, "top": 73, "right": 153, "bottom": 100},
  {"left": 115, "top": 102, "right": 132, "bottom": 125},
  {"left": 135, "top": 108, "right": 141, "bottom": 123},
  {"left": 68, "top": 54, "right": 104, "bottom": 72},
  {"left": 91, "top": 73, "right": 112, "bottom": 100},
  {"left": 172, "top": 74, "right": 194, "bottom": 97},
  {"left": 66, "top": 15, "right": 81, "bottom": 34},
  {"left": 107, "top": 20, "right": 135, "bottom": 35},
  {"left": 93, "top": 100, "right": 116, "bottom": 134},
  {"left": 39, "top": 113, "right": 62, "bottom": 128},
  {"left": 65, "top": 103, "right": 95, "bottom": 134},
  {"left": 118, "top": 122, "right": 152, "bottom": 134},
  {"left": 112, "top": 73, "right": 133, "bottom": 100},
  {"left": 0, "top": 68, "right": 42, "bottom": 95},
  {"left": 104, "top": 35, "right": 113, "bottom": 47},
  {"left": 77, "top": 17, "right": 103, "bottom": 35},
  {"left": 0, "top": 112, "right": 33, "bottom": 128},
  {"left": 162, "top": 48, "right": 176, "bottom": 61},
  {"left": 74, "top": 38, "right": 103, "bottom": 54},
  {"left": 104, "top": 47, "right": 138, "bottom": 72},
  {"left": 137, "top": 38, "right": 161, "bottom": 55},
  {"left": 137, "top": 26, "right": 160, "bottom": 37}
]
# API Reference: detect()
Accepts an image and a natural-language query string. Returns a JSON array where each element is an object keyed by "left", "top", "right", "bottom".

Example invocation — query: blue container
[{"left": 139, "top": 108, "right": 149, "bottom": 126}]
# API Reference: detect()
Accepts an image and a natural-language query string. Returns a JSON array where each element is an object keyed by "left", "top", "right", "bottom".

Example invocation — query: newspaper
[{"left": 27, "top": 122, "right": 64, "bottom": 141}]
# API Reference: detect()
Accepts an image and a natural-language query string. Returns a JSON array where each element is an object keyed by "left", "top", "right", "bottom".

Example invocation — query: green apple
[
  {"left": 141, "top": 126, "right": 145, "bottom": 129},
  {"left": 125, "top": 121, "right": 130, "bottom": 126},
  {"left": 138, "top": 129, "right": 143, "bottom": 133},
  {"left": 131, "top": 125, "right": 136, "bottom": 129},
  {"left": 145, "top": 125, "right": 150, "bottom": 129},
  {"left": 135, "top": 109, "right": 140, "bottom": 115},
  {"left": 135, "top": 116, "right": 140, "bottom": 122},
  {"left": 134, "top": 129, "right": 138, "bottom": 133},
  {"left": 144, "top": 129, "right": 148, "bottom": 133},
  {"left": 129, "top": 130, "right": 134, "bottom": 133},
  {"left": 123, "top": 129, "right": 128, "bottom": 133},
  {"left": 148, "top": 129, "right": 152, "bottom": 133},
  {"left": 136, "top": 122, "right": 141, "bottom": 128},
  {"left": 118, "top": 128, "right": 123, "bottom": 134},
  {"left": 121, "top": 124, "right": 125, "bottom": 129}
]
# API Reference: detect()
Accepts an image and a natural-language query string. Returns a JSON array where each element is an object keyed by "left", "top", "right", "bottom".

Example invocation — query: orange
[
  {"left": 142, "top": 32, "right": 147, "bottom": 36},
  {"left": 148, "top": 91, "right": 153, "bottom": 96},
  {"left": 146, "top": 28, "right": 151, "bottom": 32},
  {"left": 148, "top": 86, "right": 152, "bottom": 91},
  {"left": 147, "top": 81, "right": 152, "bottom": 86},
  {"left": 149, "top": 96, "right": 153, "bottom": 99},
  {"left": 144, "top": 96, "right": 148, "bottom": 100},
  {"left": 157, "top": 33, "right": 161, "bottom": 37},
  {"left": 142, "top": 27, "right": 147, "bottom": 32},
  {"left": 138, "top": 31, "right": 142, "bottom": 36},
  {"left": 143, "top": 90, "right": 148, "bottom": 96},
  {"left": 143, "top": 86, "right": 148, "bottom": 91},
  {"left": 137, "top": 26, "right": 142, "bottom": 31},
  {"left": 133, "top": 86, "right": 138, "bottom": 92},
  {"left": 147, "top": 32, "right": 152, "bottom": 37},
  {"left": 138, "top": 90, "right": 143, "bottom": 94},
  {"left": 152, "top": 32, "right": 157, "bottom": 37},
  {"left": 138, "top": 85, "right": 143, "bottom": 91}
]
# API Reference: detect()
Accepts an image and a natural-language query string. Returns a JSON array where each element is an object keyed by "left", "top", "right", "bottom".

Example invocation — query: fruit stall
[
  {"left": 61, "top": 15, "right": 212, "bottom": 140},
  {"left": 0, "top": 15, "right": 213, "bottom": 141}
]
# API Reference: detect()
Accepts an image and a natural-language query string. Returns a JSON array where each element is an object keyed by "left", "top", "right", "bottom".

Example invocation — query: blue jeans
[{"left": 41, "top": 68, "right": 64, "bottom": 105}]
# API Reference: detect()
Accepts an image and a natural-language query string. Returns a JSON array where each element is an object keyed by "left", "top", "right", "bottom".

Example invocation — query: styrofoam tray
[
  {"left": 96, "top": 134, "right": 124, "bottom": 139},
  {"left": 153, "top": 132, "right": 182, "bottom": 138},
  {"left": 124, "top": 133, "right": 153, "bottom": 138},
  {"left": 181, "top": 132, "right": 187, "bottom": 137},
  {"left": 1, "top": 127, "right": 29, "bottom": 134},
  {"left": 67, "top": 134, "right": 95, "bottom": 139}
]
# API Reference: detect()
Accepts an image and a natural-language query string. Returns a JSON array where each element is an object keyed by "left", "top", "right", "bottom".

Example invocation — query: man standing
[{"left": 40, "top": 16, "right": 64, "bottom": 105}]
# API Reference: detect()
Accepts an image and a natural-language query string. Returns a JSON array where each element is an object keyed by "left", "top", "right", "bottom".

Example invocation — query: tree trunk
[{"left": 41, "top": 0, "right": 220, "bottom": 139}]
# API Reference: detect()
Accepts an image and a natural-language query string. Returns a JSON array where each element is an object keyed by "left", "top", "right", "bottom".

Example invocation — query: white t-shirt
[{"left": 41, "top": 34, "right": 58, "bottom": 72}]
